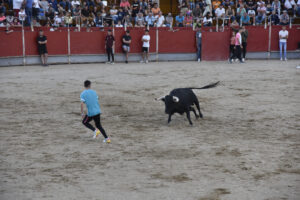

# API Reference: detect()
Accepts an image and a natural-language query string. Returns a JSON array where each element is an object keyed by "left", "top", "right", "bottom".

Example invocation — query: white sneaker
[
  {"left": 242, "top": 58, "right": 245, "bottom": 62},
  {"left": 145, "top": 60, "right": 149, "bottom": 63},
  {"left": 111, "top": 62, "right": 115, "bottom": 64},
  {"left": 284, "top": 57, "right": 287, "bottom": 61},
  {"left": 140, "top": 60, "right": 144, "bottom": 63},
  {"left": 280, "top": 57, "right": 283, "bottom": 61},
  {"left": 198, "top": 58, "right": 201, "bottom": 62},
  {"left": 106, "top": 61, "right": 111, "bottom": 64},
  {"left": 235, "top": 59, "right": 238, "bottom": 62}
]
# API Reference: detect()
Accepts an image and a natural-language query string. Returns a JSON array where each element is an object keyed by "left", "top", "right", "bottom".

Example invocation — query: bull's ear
[{"left": 172, "top": 96, "right": 179, "bottom": 102}]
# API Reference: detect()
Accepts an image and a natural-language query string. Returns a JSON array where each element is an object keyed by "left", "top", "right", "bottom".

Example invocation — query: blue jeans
[
  {"left": 25, "top": 7, "right": 32, "bottom": 26},
  {"left": 279, "top": 41, "right": 287, "bottom": 59},
  {"left": 197, "top": 42, "right": 201, "bottom": 59}
]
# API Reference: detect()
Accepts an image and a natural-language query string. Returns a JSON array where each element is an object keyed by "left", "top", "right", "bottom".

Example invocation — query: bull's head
[{"left": 156, "top": 95, "right": 180, "bottom": 114}]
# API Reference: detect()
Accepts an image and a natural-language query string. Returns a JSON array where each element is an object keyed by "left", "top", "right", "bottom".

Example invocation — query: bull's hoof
[
  {"left": 200, "top": 114, "right": 203, "bottom": 118},
  {"left": 195, "top": 115, "right": 200, "bottom": 119}
]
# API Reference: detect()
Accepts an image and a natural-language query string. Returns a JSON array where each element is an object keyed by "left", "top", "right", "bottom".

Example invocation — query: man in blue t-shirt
[{"left": 80, "top": 80, "right": 110, "bottom": 143}]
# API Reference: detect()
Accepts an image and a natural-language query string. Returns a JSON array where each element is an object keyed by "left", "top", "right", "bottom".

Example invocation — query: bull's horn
[
  {"left": 155, "top": 96, "right": 165, "bottom": 101},
  {"left": 173, "top": 96, "right": 179, "bottom": 102}
]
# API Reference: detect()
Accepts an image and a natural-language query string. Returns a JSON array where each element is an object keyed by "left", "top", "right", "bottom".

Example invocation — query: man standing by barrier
[
  {"left": 141, "top": 29, "right": 150, "bottom": 63},
  {"left": 37, "top": 30, "right": 48, "bottom": 66},
  {"left": 279, "top": 26, "right": 288, "bottom": 61},
  {"left": 229, "top": 28, "right": 244, "bottom": 63},
  {"left": 195, "top": 27, "right": 202, "bottom": 62},
  {"left": 105, "top": 29, "right": 115, "bottom": 64},
  {"left": 241, "top": 26, "right": 248, "bottom": 62},
  {"left": 122, "top": 30, "right": 131, "bottom": 64}
]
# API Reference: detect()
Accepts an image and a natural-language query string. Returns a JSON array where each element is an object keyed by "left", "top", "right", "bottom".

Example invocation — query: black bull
[{"left": 156, "top": 81, "right": 220, "bottom": 125}]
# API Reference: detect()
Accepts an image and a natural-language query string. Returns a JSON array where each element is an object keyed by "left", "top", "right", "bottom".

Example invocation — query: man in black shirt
[
  {"left": 122, "top": 30, "right": 131, "bottom": 63},
  {"left": 105, "top": 29, "right": 115, "bottom": 64},
  {"left": 37, "top": 30, "right": 48, "bottom": 66}
]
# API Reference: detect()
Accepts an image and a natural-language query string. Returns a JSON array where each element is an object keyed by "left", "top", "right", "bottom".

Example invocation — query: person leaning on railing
[{"left": 269, "top": 10, "right": 279, "bottom": 25}]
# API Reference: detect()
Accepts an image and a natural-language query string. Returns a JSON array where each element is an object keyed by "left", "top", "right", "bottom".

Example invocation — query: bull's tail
[{"left": 187, "top": 81, "right": 220, "bottom": 90}]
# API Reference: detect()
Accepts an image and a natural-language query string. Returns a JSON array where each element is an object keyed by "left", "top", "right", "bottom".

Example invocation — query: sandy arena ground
[{"left": 0, "top": 60, "right": 300, "bottom": 200}]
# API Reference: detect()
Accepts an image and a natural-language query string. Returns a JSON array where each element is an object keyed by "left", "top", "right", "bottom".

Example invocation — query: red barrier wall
[
  {"left": 246, "top": 26, "right": 269, "bottom": 52},
  {"left": 202, "top": 31, "right": 231, "bottom": 61},
  {"left": 0, "top": 32, "right": 23, "bottom": 57},
  {"left": 0, "top": 26, "right": 299, "bottom": 60},
  {"left": 158, "top": 28, "right": 196, "bottom": 53}
]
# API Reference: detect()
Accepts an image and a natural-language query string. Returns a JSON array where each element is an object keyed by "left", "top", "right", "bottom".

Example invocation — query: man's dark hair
[
  {"left": 39, "top": 30, "right": 43, "bottom": 32},
  {"left": 108, "top": 29, "right": 112, "bottom": 32},
  {"left": 145, "top": 29, "right": 149, "bottom": 32},
  {"left": 84, "top": 80, "right": 91, "bottom": 88},
  {"left": 126, "top": 30, "right": 130, "bottom": 33}
]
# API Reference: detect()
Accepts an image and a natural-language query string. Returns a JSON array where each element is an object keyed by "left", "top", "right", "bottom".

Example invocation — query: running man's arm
[{"left": 81, "top": 102, "right": 85, "bottom": 118}]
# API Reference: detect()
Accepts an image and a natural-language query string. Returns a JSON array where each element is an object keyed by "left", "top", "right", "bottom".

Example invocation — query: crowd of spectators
[{"left": 0, "top": 0, "right": 300, "bottom": 29}]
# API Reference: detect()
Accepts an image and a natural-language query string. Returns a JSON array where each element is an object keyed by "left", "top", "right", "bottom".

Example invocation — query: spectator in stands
[
  {"left": 110, "top": 5, "right": 118, "bottom": 24},
  {"left": 32, "top": 18, "right": 41, "bottom": 26},
  {"left": 270, "top": 10, "right": 279, "bottom": 25},
  {"left": 12, "top": 17, "right": 21, "bottom": 26},
  {"left": 141, "top": 29, "right": 150, "bottom": 63},
  {"left": 71, "top": 0, "right": 80, "bottom": 8},
  {"left": 131, "top": 0, "right": 139, "bottom": 18},
  {"left": 279, "top": 26, "right": 288, "bottom": 61},
  {"left": 105, "top": 29, "right": 115, "bottom": 64},
  {"left": 241, "top": 26, "right": 248, "bottom": 62},
  {"left": 140, "top": 0, "right": 147, "bottom": 11},
  {"left": 19, "top": 8, "right": 26, "bottom": 24},
  {"left": 284, "top": 0, "right": 296, "bottom": 16},
  {"left": 184, "top": 11, "right": 193, "bottom": 27},
  {"left": 193, "top": 17, "right": 202, "bottom": 29},
  {"left": 156, "top": 11, "right": 165, "bottom": 27},
  {"left": 179, "top": 1, "right": 189, "bottom": 15},
  {"left": 95, "top": 12, "right": 104, "bottom": 27},
  {"left": 72, "top": 5, "right": 81, "bottom": 26},
  {"left": 280, "top": 10, "right": 289, "bottom": 25},
  {"left": 215, "top": 4, "right": 225, "bottom": 19},
  {"left": 203, "top": 13, "right": 212, "bottom": 26},
  {"left": 64, "top": 11, "right": 73, "bottom": 26},
  {"left": 203, "top": 0, "right": 212, "bottom": 17},
  {"left": 0, "top": 11, "right": 6, "bottom": 25},
  {"left": 225, "top": 5, "right": 235, "bottom": 22},
  {"left": 241, "top": 12, "right": 251, "bottom": 25},
  {"left": 212, "top": 0, "right": 221, "bottom": 15},
  {"left": 151, "top": 3, "right": 160, "bottom": 16},
  {"left": 175, "top": 12, "right": 185, "bottom": 27},
  {"left": 223, "top": 0, "right": 234, "bottom": 7},
  {"left": 297, "top": 0, "right": 300, "bottom": 16},
  {"left": 49, "top": 0, "right": 58, "bottom": 11},
  {"left": 40, "top": 0, "right": 49, "bottom": 12},
  {"left": 256, "top": 3, "right": 266, "bottom": 25},
  {"left": 257, "top": 0, "right": 265, "bottom": 7},
  {"left": 266, "top": 0, "right": 273, "bottom": 14},
  {"left": 136, "top": 12, "right": 144, "bottom": 26},
  {"left": 59, "top": 0, "right": 70, "bottom": 12},
  {"left": 192, "top": 4, "right": 202, "bottom": 18},
  {"left": 145, "top": 12, "right": 155, "bottom": 27},
  {"left": 122, "top": 30, "right": 131, "bottom": 63},
  {"left": 117, "top": 8, "right": 125, "bottom": 23},
  {"left": 229, "top": 28, "right": 243, "bottom": 63},
  {"left": 120, "top": 0, "right": 130, "bottom": 10},
  {"left": 37, "top": 30, "right": 48, "bottom": 66},
  {"left": 246, "top": 0, "right": 256, "bottom": 13},
  {"left": 165, "top": 12, "right": 173, "bottom": 27},
  {"left": 236, "top": 4, "right": 246, "bottom": 23},
  {"left": 24, "top": 0, "right": 33, "bottom": 26},
  {"left": 247, "top": 7, "right": 256, "bottom": 25},
  {"left": 123, "top": 14, "right": 132, "bottom": 27},
  {"left": 189, "top": 0, "right": 195, "bottom": 9},
  {"left": 272, "top": 0, "right": 281, "bottom": 14},
  {"left": 195, "top": 26, "right": 202, "bottom": 62},
  {"left": 81, "top": 5, "right": 90, "bottom": 25},
  {"left": 13, "top": 0, "right": 22, "bottom": 17},
  {"left": 115, "top": 20, "right": 123, "bottom": 27}
]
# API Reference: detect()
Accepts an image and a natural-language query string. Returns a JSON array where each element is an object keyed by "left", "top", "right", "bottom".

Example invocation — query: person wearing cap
[
  {"left": 122, "top": 30, "right": 131, "bottom": 63},
  {"left": 280, "top": 10, "right": 289, "bottom": 25},
  {"left": 279, "top": 26, "right": 288, "bottom": 61}
]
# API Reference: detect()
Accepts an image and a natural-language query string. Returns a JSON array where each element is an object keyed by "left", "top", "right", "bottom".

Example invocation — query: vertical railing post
[
  {"left": 268, "top": 22, "right": 272, "bottom": 59},
  {"left": 22, "top": 22, "right": 26, "bottom": 66},
  {"left": 156, "top": 27, "right": 159, "bottom": 62},
  {"left": 68, "top": 25, "right": 71, "bottom": 64}
]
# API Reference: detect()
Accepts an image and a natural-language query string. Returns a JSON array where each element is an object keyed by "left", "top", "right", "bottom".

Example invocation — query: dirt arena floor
[{"left": 0, "top": 60, "right": 299, "bottom": 200}]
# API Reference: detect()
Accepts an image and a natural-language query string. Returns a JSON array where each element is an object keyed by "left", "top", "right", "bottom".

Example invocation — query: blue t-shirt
[{"left": 80, "top": 89, "right": 101, "bottom": 116}]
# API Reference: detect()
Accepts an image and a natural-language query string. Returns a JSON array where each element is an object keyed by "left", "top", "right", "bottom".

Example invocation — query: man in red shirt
[{"left": 105, "top": 29, "right": 115, "bottom": 64}]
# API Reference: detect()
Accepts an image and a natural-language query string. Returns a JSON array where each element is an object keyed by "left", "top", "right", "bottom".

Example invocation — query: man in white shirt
[
  {"left": 155, "top": 11, "right": 165, "bottom": 27},
  {"left": 284, "top": 0, "right": 296, "bottom": 16},
  {"left": 141, "top": 30, "right": 150, "bottom": 63},
  {"left": 215, "top": 4, "right": 225, "bottom": 18},
  {"left": 279, "top": 26, "right": 288, "bottom": 61},
  {"left": 13, "top": 0, "right": 23, "bottom": 16}
]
